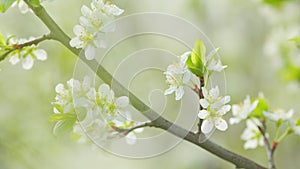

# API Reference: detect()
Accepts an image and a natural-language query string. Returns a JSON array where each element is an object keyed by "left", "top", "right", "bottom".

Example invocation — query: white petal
[
  {"left": 134, "top": 127, "right": 144, "bottom": 133},
  {"left": 199, "top": 99, "right": 209, "bottom": 108},
  {"left": 210, "top": 86, "right": 219, "bottom": 100},
  {"left": 215, "top": 117, "right": 228, "bottom": 131},
  {"left": 81, "top": 5, "right": 92, "bottom": 17},
  {"left": 201, "top": 119, "right": 214, "bottom": 134},
  {"left": 79, "top": 16, "right": 90, "bottom": 27},
  {"left": 70, "top": 37, "right": 83, "bottom": 48},
  {"left": 22, "top": 56, "right": 34, "bottom": 70},
  {"left": 244, "top": 139, "right": 258, "bottom": 149},
  {"left": 55, "top": 83, "right": 65, "bottom": 93},
  {"left": 116, "top": 96, "right": 129, "bottom": 108},
  {"left": 73, "top": 25, "right": 85, "bottom": 36},
  {"left": 198, "top": 110, "right": 209, "bottom": 119},
  {"left": 175, "top": 87, "right": 184, "bottom": 100},
  {"left": 229, "top": 118, "right": 241, "bottom": 125},
  {"left": 125, "top": 132, "right": 136, "bottom": 145},
  {"left": 34, "top": 49, "right": 47, "bottom": 61},
  {"left": 9, "top": 54, "right": 20, "bottom": 65},
  {"left": 98, "top": 84, "right": 111, "bottom": 97},
  {"left": 85, "top": 45, "right": 96, "bottom": 60},
  {"left": 217, "top": 105, "right": 231, "bottom": 115},
  {"left": 201, "top": 87, "right": 209, "bottom": 99},
  {"left": 164, "top": 86, "right": 176, "bottom": 95}
]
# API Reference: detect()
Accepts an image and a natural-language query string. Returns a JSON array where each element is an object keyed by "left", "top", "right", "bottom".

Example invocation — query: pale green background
[{"left": 0, "top": 0, "right": 300, "bottom": 169}]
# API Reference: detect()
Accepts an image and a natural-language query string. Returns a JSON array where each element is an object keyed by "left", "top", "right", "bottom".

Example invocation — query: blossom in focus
[
  {"left": 70, "top": 0, "right": 124, "bottom": 60},
  {"left": 204, "top": 48, "right": 227, "bottom": 72},
  {"left": 164, "top": 51, "right": 195, "bottom": 100},
  {"left": 198, "top": 86, "right": 231, "bottom": 134}
]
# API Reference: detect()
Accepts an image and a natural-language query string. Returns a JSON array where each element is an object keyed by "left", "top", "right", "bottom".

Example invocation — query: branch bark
[{"left": 25, "top": 3, "right": 267, "bottom": 169}]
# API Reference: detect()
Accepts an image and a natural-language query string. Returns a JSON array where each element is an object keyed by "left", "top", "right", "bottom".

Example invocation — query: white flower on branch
[
  {"left": 198, "top": 86, "right": 231, "bottom": 134},
  {"left": 263, "top": 109, "right": 294, "bottom": 122},
  {"left": 8, "top": 37, "right": 47, "bottom": 70},
  {"left": 70, "top": 0, "right": 124, "bottom": 60},
  {"left": 204, "top": 48, "right": 227, "bottom": 72},
  {"left": 230, "top": 96, "right": 259, "bottom": 125},
  {"left": 241, "top": 119, "right": 267, "bottom": 150},
  {"left": 164, "top": 51, "right": 198, "bottom": 100}
]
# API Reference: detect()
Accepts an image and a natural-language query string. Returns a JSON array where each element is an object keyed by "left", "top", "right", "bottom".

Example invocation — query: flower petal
[
  {"left": 198, "top": 110, "right": 209, "bottom": 119},
  {"left": 175, "top": 87, "right": 184, "bottom": 100},
  {"left": 125, "top": 132, "right": 137, "bottom": 145},
  {"left": 116, "top": 96, "right": 129, "bottom": 108},
  {"left": 22, "top": 56, "right": 34, "bottom": 70},
  {"left": 199, "top": 99, "right": 209, "bottom": 108},
  {"left": 215, "top": 117, "right": 228, "bottom": 131},
  {"left": 34, "top": 49, "right": 47, "bottom": 61},
  {"left": 201, "top": 119, "right": 214, "bottom": 134},
  {"left": 85, "top": 45, "right": 96, "bottom": 60}
]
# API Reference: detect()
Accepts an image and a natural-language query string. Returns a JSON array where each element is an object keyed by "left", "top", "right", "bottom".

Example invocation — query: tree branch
[
  {"left": 26, "top": 3, "right": 267, "bottom": 169},
  {"left": 0, "top": 34, "right": 52, "bottom": 62}
]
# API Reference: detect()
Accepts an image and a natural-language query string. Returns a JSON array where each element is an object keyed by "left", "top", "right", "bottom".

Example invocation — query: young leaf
[
  {"left": 250, "top": 98, "right": 268, "bottom": 118},
  {"left": 28, "top": 0, "right": 40, "bottom": 7},
  {"left": 0, "top": 0, "right": 16, "bottom": 13},
  {"left": 49, "top": 113, "right": 76, "bottom": 122},
  {"left": 193, "top": 39, "right": 206, "bottom": 63},
  {"left": 186, "top": 55, "right": 204, "bottom": 77},
  {"left": 53, "top": 118, "right": 76, "bottom": 136}
]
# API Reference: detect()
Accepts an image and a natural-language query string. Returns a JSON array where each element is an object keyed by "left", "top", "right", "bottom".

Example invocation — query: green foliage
[
  {"left": 0, "top": 0, "right": 16, "bottom": 13},
  {"left": 186, "top": 39, "right": 205, "bottom": 77},
  {"left": 250, "top": 98, "right": 269, "bottom": 118},
  {"left": 49, "top": 113, "right": 76, "bottom": 122},
  {"left": 28, "top": 0, "right": 40, "bottom": 7},
  {"left": 296, "top": 118, "right": 300, "bottom": 126},
  {"left": 53, "top": 118, "right": 76, "bottom": 136},
  {"left": 263, "top": 0, "right": 292, "bottom": 7},
  {"left": 290, "top": 36, "right": 300, "bottom": 49},
  {"left": 280, "top": 64, "right": 300, "bottom": 83}
]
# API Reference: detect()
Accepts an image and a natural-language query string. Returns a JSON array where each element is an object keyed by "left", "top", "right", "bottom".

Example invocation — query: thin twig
[
  {"left": 0, "top": 34, "right": 52, "bottom": 62},
  {"left": 258, "top": 121, "right": 276, "bottom": 169}
]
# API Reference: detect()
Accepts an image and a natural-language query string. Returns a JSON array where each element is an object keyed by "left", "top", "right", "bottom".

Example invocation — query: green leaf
[
  {"left": 186, "top": 55, "right": 204, "bottom": 77},
  {"left": 250, "top": 98, "right": 269, "bottom": 118},
  {"left": 289, "top": 36, "right": 300, "bottom": 48},
  {"left": 0, "top": 33, "right": 4, "bottom": 45},
  {"left": 28, "top": 0, "right": 40, "bottom": 7},
  {"left": 193, "top": 39, "right": 206, "bottom": 62},
  {"left": 263, "top": 0, "right": 292, "bottom": 7},
  {"left": 49, "top": 113, "right": 76, "bottom": 122},
  {"left": 296, "top": 118, "right": 300, "bottom": 126},
  {"left": 0, "top": 0, "right": 16, "bottom": 13},
  {"left": 53, "top": 118, "right": 76, "bottom": 136}
]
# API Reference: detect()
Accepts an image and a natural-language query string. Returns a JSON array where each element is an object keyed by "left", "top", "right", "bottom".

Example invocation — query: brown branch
[{"left": 25, "top": 3, "right": 267, "bottom": 169}]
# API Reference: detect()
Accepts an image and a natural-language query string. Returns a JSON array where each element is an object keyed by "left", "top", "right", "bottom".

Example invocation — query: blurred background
[{"left": 1, "top": 0, "right": 300, "bottom": 168}]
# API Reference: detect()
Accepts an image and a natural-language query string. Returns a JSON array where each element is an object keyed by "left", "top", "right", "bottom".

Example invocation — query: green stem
[
  {"left": 25, "top": 3, "right": 267, "bottom": 169},
  {"left": 276, "top": 128, "right": 292, "bottom": 143}
]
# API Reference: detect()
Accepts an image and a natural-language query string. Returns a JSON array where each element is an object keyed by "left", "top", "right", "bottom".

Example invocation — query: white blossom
[
  {"left": 241, "top": 119, "right": 266, "bottom": 149},
  {"left": 204, "top": 48, "right": 227, "bottom": 72},
  {"left": 7, "top": 37, "right": 47, "bottom": 70},
  {"left": 230, "top": 96, "right": 259, "bottom": 125},
  {"left": 198, "top": 86, "right": 231, "bottom": 134},
  {"left": 164, "top": 52, "right": 195, "bottom": 100},
  {"left": 263, "top": 109, "right": 294, "bottom": 122},
  {"left": 70, "top": 0, "right": 124, "bottom": 60}
]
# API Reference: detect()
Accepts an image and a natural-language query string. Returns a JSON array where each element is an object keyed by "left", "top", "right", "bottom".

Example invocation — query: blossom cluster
[
  {"left": 0, "top": 34, "right": 47, "bottom": 70},
  {"left": 70, "top": 0, "right": 124, "bottom": 60},
  {"left": 51, "top": 76, "right": 142, "bottom": 145},
  {"left": 164, "top": 40, "right": 230, "bottom": 134},
  {"left": 230, "top": 94, "right": 300, "bottom": 149}
]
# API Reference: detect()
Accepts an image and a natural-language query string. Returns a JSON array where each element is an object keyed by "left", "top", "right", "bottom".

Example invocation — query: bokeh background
[{"left": 1, "top": 0, "right": 300, "bottom": 168}]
